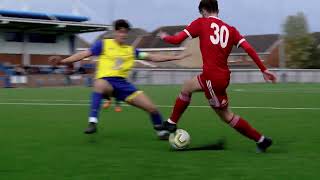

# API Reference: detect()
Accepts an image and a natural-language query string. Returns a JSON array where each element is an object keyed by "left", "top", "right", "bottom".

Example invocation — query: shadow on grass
[{"left": 172, "top": 139, "right": 226, "bottom": 152}]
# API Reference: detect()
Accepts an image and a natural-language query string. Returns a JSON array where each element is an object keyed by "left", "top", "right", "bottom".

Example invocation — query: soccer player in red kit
[{"left": 156, "top": 0, "right": 277, "bottom": 152}]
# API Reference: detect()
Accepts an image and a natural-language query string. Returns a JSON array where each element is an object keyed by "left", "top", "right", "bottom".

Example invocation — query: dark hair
[
  {"left": 113, "top": 19, "right": 131, "bottom": 31},
  {"left": 198, "top": 0, "right": 219, "bottom": 13}
]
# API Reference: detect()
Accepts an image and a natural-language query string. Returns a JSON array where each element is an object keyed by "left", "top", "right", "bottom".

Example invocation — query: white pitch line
[
  {"left": 0, "top": 102, "right": 88, "bottom": 106},
  {"left": 0, "top": 102, "right": 320, "bottom": 110},
  {"left": 0, "top": 99, "right": 90, "bottom": 102},
  {"left": 231, "top": 88, "right": 320, "bottom": 93}
]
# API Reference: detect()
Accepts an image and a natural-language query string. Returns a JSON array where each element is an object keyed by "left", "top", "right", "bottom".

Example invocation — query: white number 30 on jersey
[{"left": 210, "top": 23, "right": 229, "bottom": 48}]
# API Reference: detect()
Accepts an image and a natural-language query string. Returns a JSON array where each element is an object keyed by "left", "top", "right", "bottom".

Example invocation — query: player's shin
[
  {"left": 228, "top": 115, "right": 263, "bottom": 142},
  {"left": 89, "top": 92, "right": 103, "bottom": 124},
  {"left": 150, "top": 111, "right": 163, "bottom": 129},
  {"left": 169, "top": 92, "right": 192, "bottom": 124},
  {"left": 150, "top": 111, "right": 170, "bottom": 140}
]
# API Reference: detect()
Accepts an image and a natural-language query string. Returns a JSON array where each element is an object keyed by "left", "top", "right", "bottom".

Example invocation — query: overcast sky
[{"left": 1, "top": 0, "right": 319, "bottom": 42}]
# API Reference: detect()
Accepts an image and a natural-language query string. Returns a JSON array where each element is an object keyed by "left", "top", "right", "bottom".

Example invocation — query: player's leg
[
  {"left": 163, "top": 76, "right": 203, "bottom": 132},
  {"left": 202, "top": 76, "right": 272, "bottom": 152},
  {"left": 111, "top": 78, "right": 169, "bottom": 139},
  {"left": 85, "top": 79, "right": 113, "bottom": 134},
  {"left": 215, "top": 107, "right": 263, "bottom": 142},
  {"left": 214, "top": 107, "right": 272, "bottom": 152},
  {"left": 126, "top": 92, "right": 169, "bottom": 140}
]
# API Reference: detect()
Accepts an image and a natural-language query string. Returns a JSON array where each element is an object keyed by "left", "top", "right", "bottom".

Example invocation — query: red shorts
[{"left": 197, "top": 73, "right": 230, "bottom": 109}]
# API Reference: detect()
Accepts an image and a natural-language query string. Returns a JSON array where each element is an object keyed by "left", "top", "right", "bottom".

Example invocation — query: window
[
  {"left": 5, "top": 32, "right": 24, "bottom": 42},
  {"left": 28, "top": 33, "right": 56, "bottom": 43}
]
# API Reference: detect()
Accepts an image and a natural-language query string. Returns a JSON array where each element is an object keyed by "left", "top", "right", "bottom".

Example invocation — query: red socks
[
  {"left": 169, "top": 92, "right": 191, "bottom": 124},
  {"left": 229, "top": 115, "right": 262, "bottom": 142}
]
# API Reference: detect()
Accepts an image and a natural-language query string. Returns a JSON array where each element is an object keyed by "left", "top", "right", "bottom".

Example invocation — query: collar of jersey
[
  {"left": 208, "top": 16, "right": 221, "bottom": 20},
  {"left": 110, "top": 39, "right": 126, "bottom": 47}
]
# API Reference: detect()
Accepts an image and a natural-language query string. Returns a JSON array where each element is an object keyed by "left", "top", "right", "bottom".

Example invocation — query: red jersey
[{"left": 184, "top": 16, "right": 245, "bottom": 78}]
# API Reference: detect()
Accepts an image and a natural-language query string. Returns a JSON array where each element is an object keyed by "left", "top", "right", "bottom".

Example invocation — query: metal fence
[
  {"left": 4, "top": 69, "right": 320, "bottom": 88},
  {"left": 132, "top": 69, "right": 320, "bottom": 85}
]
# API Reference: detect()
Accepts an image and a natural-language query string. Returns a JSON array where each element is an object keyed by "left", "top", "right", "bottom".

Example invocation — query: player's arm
[
  {"left": 136, "top": 50, "right": 191, "bottom": 62},
  {"left": 159, "top": 31, "right": 189, "bottom": 45},
  {"left": 50, "top": 51, "right": 92, "bottom": 65},
  {"left": 49, "top": 41, "right": 102, "bottom": 65},
  {"left": 240, "top": 41, "right": 267, "bottom": 72},
  {"left": 159, "top": 18, "right": 201, "bottom": 45},
  {"left": 145, "top": 52, "right": 191, "bottom": 62},
  {"left": 239, "top": 41, "right": 276, "bottom": 83}
]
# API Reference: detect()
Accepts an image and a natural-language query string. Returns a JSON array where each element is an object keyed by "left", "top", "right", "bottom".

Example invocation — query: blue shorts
[{"left": 102, "top": 77, "right": 142, "bottom": 102}]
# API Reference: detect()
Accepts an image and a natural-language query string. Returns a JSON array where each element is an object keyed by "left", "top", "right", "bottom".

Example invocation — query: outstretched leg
[
  {"left": 199, "top": 73, "right": 272, "bottom": 152},
  {"left": 215, "top": 107, "right": 272, "bottom": 152},
  {"left": 127, "top": 91, "right": 169, "bottom": 140}
]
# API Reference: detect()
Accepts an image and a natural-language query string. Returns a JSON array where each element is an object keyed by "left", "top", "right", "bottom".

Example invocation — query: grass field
[{"left": 1, "top": 83, "right": 320, "bottom": 180}]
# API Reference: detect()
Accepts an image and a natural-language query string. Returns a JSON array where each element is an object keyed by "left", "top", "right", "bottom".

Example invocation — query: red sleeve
[
  {"left": 162, "top": 18, "right": 201, "bottom": 45},
  {"left": 232, "top": 27, "right": 246, "bottom": 48},
  {"left": 163, "top": 31, "right": 189, "bottom": 45},
  {"left": 184, "top": 18, "right": 202, "bottom": 39},
  {"left": 240, "top": 41, "right": 267, "bottom": 72}
]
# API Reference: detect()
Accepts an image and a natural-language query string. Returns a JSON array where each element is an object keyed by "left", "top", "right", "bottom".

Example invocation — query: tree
[
  {"left": 283, "top": 12, "right": 315, "bottom": 68},
  {"left": 309, "top": 46, "right": 320, "bottom": 68}
]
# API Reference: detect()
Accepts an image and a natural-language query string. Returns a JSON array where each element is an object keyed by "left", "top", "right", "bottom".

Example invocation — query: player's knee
[
  {"left": 93, "top": 80, "right": 112, "bottom": 94},
  {"left": 181, "top": 80, "right": 193, "bottom": 94},
  {"left": 93, "top": 84, "right": 104, "bottom": 93}
]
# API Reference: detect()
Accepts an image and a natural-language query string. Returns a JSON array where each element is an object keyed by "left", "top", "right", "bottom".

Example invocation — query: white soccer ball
[{"left": 169, "top": 129, "right": 191, "bottom": 150}]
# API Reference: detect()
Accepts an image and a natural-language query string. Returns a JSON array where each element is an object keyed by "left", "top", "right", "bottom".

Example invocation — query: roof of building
[
  {"left": 0, "top": 10, "right": 89, "bottom": 22},
  {"left": 231, "top": 34, "right": 280, "bottom": 54},
  {"left": 0, "top": 11, "right": 110, "bottom": 34}
]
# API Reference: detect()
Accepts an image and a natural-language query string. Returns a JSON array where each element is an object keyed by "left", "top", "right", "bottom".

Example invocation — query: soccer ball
[{"left": 169, "top": 129, "right": 191, "bottom": 150}]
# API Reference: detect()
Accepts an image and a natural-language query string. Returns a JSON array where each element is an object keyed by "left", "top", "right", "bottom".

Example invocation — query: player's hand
[
  {"left": 157, "top": 31, "right": 169, "bottom": 40},
  {"left": 262, "top": 70, "right": 277, "bottom": 83},
  {"left": 48, "top": 56, "right": 63, "bottom": 65}
]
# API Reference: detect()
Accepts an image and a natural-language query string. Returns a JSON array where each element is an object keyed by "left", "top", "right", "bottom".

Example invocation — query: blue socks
[
  {"left": 89, "top": 92, "right": 103, "bottom": 123},
  {"left": 150, "top": 112, "right": 163, "bottom": 126}
]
